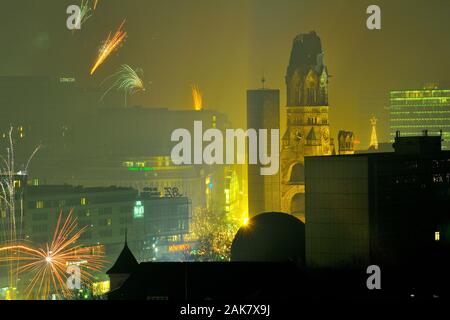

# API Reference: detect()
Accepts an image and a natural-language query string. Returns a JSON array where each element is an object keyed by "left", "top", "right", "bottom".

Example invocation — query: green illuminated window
[{"left": 134, "top": 201, "right": 144, "bottom": 218}]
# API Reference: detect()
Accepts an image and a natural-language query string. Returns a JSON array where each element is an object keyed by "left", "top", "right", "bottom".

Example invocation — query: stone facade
[{"left": 281, "top": 32, "right": 332, "bottom": 222}]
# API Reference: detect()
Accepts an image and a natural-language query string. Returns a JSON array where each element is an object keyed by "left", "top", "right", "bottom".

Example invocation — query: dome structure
[{"left": 230, "top": 212, "right": 305, "bottom": 264}]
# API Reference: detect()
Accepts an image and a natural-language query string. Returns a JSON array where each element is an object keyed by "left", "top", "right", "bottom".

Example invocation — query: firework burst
[
  {"left": 0, "top": 210, "right": 105, "bottom": 300},
  {"left": 90, "top": 19, "right": 127, "bottom": 75},
  {"left": 101, "top": 64, "right": 146, "bottom": 107}
]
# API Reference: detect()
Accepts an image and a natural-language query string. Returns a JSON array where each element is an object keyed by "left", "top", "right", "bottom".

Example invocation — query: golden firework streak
[
  {"left": 90, "top": 19, "right": 127, "bottom": 75},
  {"left": 192, "top": 85, "right": 203, "bottom": 111}
]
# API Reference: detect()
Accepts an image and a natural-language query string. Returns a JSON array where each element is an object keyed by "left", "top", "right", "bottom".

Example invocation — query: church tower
[{"left": 281, "top": 31, "right": 331, "bottom": 222}]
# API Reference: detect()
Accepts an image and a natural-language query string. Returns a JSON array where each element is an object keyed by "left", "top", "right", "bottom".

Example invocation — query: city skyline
[
  {"left": 2, "top": 1, "right": 450, "bottom": 146},
  {"left": 1, "top": 0, "right": 450, "bottom": 304}
]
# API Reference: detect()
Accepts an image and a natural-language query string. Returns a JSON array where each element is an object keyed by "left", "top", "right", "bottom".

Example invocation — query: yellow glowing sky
[{"left": 2, "top": 0, "right": 450, "bottom": 146}]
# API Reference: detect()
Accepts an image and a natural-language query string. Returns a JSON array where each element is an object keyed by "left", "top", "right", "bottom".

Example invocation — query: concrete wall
[{"left": 305, "top": 156, "right": 370, "bottom": 268}]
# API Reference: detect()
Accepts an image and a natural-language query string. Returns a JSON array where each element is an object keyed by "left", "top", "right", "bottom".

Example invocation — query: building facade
[
  {"left": 389, "top": 87, "right": 450, "bottom": 150},
  {"left": 337, "top": 131, "right": 355, "bottom": 155},
  {"left": 247, "top": 88, "right": 281, "bottom": 217},
  {"left": 281, "top": 31, "right": 332, "bottom": 222},
  {"left": 305, "top": 134, "right": 450, "bottom": 268},
  {"left": 24, "top": 107, "right": 242, "bottom": 218},
  {"left": 24, "top": 185, "right": 192, "bottom": 266}
]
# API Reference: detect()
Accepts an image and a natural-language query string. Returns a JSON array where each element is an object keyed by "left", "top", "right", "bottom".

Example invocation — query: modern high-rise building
[
  {"left": 305, "top": 133, "right": 450, "bottom": 269},
  {"left": 246, "top": 88, "right": 281, "bottom": 217},
  {"left": 389, "top": 86, "right": 450, "bottom": 150},
  {"left": 24, "top": 107, "right": 237, "bottom": 216},
  {"left": 0, "top": 183, "right": 193, "bottom": 291},
  {"left": 24, "top": 185, "right": 192, "bottom": 264},
  {"left": 280, "top": 31, "right": 332, "bottom": 222}
]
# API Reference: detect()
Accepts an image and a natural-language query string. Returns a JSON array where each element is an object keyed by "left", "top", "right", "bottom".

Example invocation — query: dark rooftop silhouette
[
  {"left": 230, "top": 212, "right": 305, "bottom": 264},
  {"left": 107, "top": 234, "right": 139, "bottom": 275}
]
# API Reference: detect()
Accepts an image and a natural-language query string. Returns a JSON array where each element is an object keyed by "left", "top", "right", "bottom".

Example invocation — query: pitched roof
[{"left": 107, "top": 241, "right": 139, "bottom": 274}]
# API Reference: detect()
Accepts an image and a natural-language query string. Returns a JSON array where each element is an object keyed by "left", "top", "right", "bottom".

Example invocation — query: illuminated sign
[
  {"left": 134, "top": 201, "right": 144, "bottom": 218},
  {"left": 164, "top": 187, "right": 182, "bottom": 198},
  {"left": 128, "top": 167, "right": 155, "bottom": 172},
  {"left": 93, "top": 280, "right": 110, "bottom": 296},
  {"left": 59, "top": 77, "right": 76, "bottom": 83},
  {"left": 168, "top": 244, "right": 191, "bottom": 252}
]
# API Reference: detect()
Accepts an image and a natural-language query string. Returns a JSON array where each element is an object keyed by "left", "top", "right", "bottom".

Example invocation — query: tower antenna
[{"left": 261, "top": 70, "right": 266, "bottom": 89}]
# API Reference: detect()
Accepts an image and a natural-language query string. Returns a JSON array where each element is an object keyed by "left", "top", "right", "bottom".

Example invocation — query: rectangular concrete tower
[{"left": 247, "top": 88, "right": 281, "bottom": 217}]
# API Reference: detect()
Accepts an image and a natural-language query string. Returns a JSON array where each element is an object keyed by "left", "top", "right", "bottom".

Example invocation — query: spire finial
[
  {"left": 369, "top": 115, "right": 379, "bottom": 150},
  {"left": 261, "top": 68, "right": 267, "bottom": 89}
]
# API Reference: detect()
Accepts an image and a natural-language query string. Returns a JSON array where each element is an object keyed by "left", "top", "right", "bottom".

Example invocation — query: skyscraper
[
  {"left": 280, "top": 31, "right": 331, "bottom": 222},
  {"left": 389, "top": 86, "right": 450, "bottom": 150},
  {"left": 305, "top": 134, "right": 450, "bottom": 268},
  {"left": 246, "top": 86, "right": 281, "bottom": 217}
]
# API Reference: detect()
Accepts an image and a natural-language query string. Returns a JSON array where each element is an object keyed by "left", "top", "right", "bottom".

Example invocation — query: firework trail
[
  {"left": 0, "top": 127, "right": 41, "bottom": 297},
  {"left": 90, "top": 20, "right": 127, "bottom": 75},
  {"left": 71, "top": 0, "right": 94, "bottom": 33},
  {"left": 0, "top": 210, "right": 105, "bottom": 300},
  {"left": 101, "top": 64, "right": 146, "bottom": 107},
  {"left": 79, "top": 0, "right": 93, "bottom": 29},
  {"left": 192, "top": 85, "right": 203, "bottom": 111},
  {"left": 93, "top": 0, "right": 99, "bottom": 10}
]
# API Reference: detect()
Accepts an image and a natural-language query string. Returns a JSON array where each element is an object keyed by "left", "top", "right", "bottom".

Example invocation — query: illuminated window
[
  {"left": 435, "top": 231, "right": 440, "bottom": 241},
  {"left": 92, "top": 281, "right": 110, "bottom": 296},
  {"left": 134, "top": 201, "right": 144, "bottom": 218},
  {"left": 225, "top": 189, "right": 230, "bottom": 204},
  {"left": 81, "top": 197, "right": 87, "bottom": 205},
  {"left": 124, "top": 161, "right": 134, "bottom": 167},
  {"left": 36, "top": 201, "right": 44, "bottom": 209},
  {"left": 13, "top": 180, "right": 21, "bottom": 188}
]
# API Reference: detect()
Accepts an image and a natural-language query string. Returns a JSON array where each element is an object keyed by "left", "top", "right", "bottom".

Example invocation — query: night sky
[{"left": 2, "top": 0, "right": 450, "bottom": 145}]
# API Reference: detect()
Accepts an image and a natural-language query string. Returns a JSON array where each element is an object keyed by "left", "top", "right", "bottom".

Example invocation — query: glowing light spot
[
  {"left": 192, "top": 85, "right": 203, "bottom": 111},
  {"left": 435, "top": 231, "right": 440, "bottom": 241}
]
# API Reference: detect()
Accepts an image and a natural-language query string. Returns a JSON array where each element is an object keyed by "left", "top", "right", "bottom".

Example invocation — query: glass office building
[{"left": 389, "top": 88, "right": 450, "bottom": 150}]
